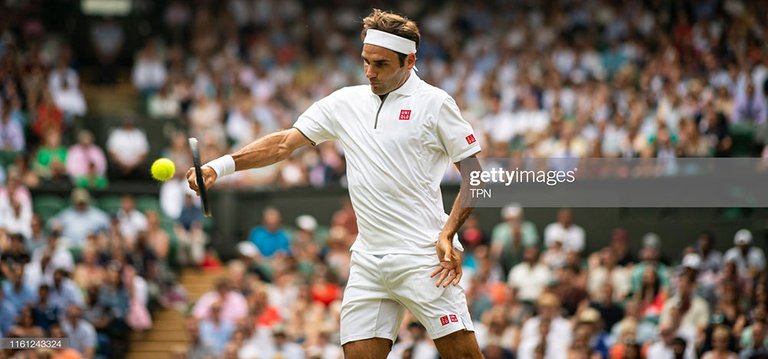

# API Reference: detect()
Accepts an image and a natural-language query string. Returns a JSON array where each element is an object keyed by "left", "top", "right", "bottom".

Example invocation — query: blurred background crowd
[{"left": 0, "top": 0, "right": 767, "bottom": 358}]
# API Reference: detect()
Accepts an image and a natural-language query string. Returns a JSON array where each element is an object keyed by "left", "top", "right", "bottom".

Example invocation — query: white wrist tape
[{"left": 205, "top": 155, "right": 236, "bottom": 178}]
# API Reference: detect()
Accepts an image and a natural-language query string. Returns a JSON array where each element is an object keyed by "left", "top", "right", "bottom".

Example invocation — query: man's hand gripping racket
[{"left": 187, "top": 137, "right": 213, "bottom": 217}]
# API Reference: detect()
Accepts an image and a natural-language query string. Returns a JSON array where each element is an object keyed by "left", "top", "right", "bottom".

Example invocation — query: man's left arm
[
  {"left": 433, "top": 158, "right": 480, "bottom": 287},
  {"left": 432, "top": 96, "right": 483, "bottom": 287}
]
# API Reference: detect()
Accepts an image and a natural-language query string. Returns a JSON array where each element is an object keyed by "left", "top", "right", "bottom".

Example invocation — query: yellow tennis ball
[{"left": 151, "top": 158, "right": 175, "bottom": 181}]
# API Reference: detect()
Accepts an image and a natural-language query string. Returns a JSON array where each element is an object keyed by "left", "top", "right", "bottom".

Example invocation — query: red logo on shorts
[
  {"left": 465, "top": 134, "right": 476, "bottom": 144},
  {"left": 399, "top": 109, "right": 412, "bottom": 120},
  {"left": 440, "top": 315, "right": 449, "bottom": 326},
  {"left": 449, "top": 314, "right": 458, "bottom": 323}
]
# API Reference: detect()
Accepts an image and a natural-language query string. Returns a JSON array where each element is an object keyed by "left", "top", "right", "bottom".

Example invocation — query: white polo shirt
[{"left": 294, "top": 71, "right": 481, "bottom": 255}]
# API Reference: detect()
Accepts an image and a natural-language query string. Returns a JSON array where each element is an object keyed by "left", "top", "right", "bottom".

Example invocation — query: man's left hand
[{"left": 431, "top": 237, "right": 463, "bottom": 287}]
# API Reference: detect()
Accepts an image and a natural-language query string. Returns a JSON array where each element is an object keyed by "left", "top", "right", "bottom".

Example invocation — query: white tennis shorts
[{"left": 339, "top": 251, "right": 474, "bottom": 345}]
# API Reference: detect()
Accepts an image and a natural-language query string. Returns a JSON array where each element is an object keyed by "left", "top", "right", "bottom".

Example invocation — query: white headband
[{"left": 363, "top": 29, "right": 417, "bottom": 55}]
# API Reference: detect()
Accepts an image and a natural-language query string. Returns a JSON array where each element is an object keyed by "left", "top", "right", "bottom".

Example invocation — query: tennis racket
[{"left": 188, "top": 137, "right": 212, "bottom": 217}]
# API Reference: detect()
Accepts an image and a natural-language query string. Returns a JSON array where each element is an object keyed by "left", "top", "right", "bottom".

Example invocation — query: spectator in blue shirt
[
  {"left": 48, "top": 268, "right": 85, "bottom": 313},
  {"left": 61, "top": 304, "right": 97, "bottom": 358},
  {"left": 0, "top": 285, "right": 17, "bottom": 336},
  {"left": 49, "top": 188, "right": 109, "bottom": 250},
  {"left": 199, "top": 300, "right": 235, "bottom": 356},
  {"left": 248, "top": 207, "right": 291, "bottom": 258},
  {"left": 2, "top": 264, "right": 36, "bottom": 312}
]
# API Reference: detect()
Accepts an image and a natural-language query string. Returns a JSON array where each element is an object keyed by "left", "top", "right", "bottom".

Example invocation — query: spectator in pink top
[
  {"left": 66, "top": 130, "right": 106, "bottom": 179},
  {"left": 192, "top": 278, "right": 248, "bottom": 325}
]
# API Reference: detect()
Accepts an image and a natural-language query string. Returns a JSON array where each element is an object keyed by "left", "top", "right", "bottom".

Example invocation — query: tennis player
[{"left": 188, "top": 9, "right": 483, "bottom": 358}]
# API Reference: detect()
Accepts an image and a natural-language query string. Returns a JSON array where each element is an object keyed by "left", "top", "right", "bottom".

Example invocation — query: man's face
[{"left": 362, "top": 44, "right": 412, "bottom": 95}]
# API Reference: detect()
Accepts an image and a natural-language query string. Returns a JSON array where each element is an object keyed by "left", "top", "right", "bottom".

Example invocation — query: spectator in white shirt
[
  {"left": 544, "top": 208, "right": 586, "bottom": 253},
  {"left": 723, "top": 229, "right": 766, "bottom": 281},
  {"left": 517, "top": 293, "right": 572, "bottom": 359},
  {"left": 52, "top": 77, "right": 87, "bottom": 120},
  {"left": 507, "top": 247, "right": 552, "bottom": 303},
  {"left": 48, "top": 58, "right": 79, "bottom": 95},
  {"left": 107, "top": 118, "right": 149, "bottom": 179},
  {"left": 116, "top": 194, "right": 148, "bottom": 245},
  {"left": 132, "top": 41, "right": 167, "bottom": 94}
]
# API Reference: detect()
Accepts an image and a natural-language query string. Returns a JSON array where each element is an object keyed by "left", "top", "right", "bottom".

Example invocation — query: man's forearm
[
  {"left": 231, "top": 130, "right": 299, "bottom": 171},
  {"left": 440, "top": 185, "right": 474, "bottom": 239}
]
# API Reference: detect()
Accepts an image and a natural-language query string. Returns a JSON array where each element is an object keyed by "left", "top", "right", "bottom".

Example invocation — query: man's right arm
[{"left": 187, "top": 128, "right": 311, "bottom": 193}]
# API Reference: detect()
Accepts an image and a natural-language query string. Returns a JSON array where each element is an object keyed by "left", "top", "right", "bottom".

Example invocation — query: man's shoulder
[
  {"left": 329, "top": 85, "right": 370, "bottom": 99},
  {"left": 414, "top": 81, "right": 452, "bottom": 103}
]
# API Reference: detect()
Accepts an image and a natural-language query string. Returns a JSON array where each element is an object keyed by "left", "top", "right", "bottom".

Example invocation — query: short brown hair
[{"left": 361, "top": 9, "right": 420, "bottom": 65}]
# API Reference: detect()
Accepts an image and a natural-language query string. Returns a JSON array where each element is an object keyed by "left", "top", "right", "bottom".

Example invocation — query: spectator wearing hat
[
  {"left": 573, "top": 307, "right": 610, "bottom": 359},
  {"left": 49, "top": 188, "right": 109, "bottom": 251},
  {"left": 723, "top": 229, "right": 766, "bottom": 281},
  {"left": 491, "top": 203, "right": 538, "bottom": 277},
  {"left": 236, "top": 241, "right": 270, "bottom": 282},
  {"left": 292, "top": 214, "right": 322, "bottom": 276}
]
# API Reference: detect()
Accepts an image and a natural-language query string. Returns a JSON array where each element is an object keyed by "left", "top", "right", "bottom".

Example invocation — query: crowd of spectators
[
  {"left": 136, "top": 0, "right": 768, "bottom": 189},
  {"left": 1, "top": 0, "right": 768, "bottom": 358}
]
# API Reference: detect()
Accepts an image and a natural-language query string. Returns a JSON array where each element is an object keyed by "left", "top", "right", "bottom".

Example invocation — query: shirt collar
[{"left": 378, "top": 69, "right": 420, "bottom": 97}]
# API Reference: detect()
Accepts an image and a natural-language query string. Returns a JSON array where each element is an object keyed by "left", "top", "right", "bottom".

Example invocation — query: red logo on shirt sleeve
[
  {"left": 399, "top": 110, "right": 412, "bottom": 120},
  {"left": 449, "top": 314, "right": 458, "bottom": 323},
  {"left": 440, "top": 315, "right": 449, "bottom": 326},
  {"left": 465, "top": 134, "right": 476, "bottom": 145}
]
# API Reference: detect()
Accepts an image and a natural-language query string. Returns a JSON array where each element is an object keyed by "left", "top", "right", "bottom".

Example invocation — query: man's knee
[{"left": 343, "top": 337, "right": 392, "bottom": 359}]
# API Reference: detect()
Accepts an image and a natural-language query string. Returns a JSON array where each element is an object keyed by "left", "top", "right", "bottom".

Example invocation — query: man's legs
[
  {"left": 343, "top": 338, "right": 393, "bottom": 359},
  {"left": 433, "top": 330, "right": 483, "bottom": 359}
]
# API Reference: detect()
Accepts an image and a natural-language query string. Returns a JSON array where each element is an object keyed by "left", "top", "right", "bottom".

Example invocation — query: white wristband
[{"left": 205, "top": 155, "right": 236, "bottom": 178}]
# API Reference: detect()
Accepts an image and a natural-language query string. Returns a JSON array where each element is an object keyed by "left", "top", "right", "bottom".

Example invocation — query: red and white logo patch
[
  {"left": 465, "top": 134, "right": 476, "bottom": 144},
  {"left": 439, "top": 315, "right": 449, "bottom": 326},
  {"left": 449, "top": 314, "right": 458, "bottom": 323},
  {"left": 399, "top": 109, "right": 412, "bottom": 121}
]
